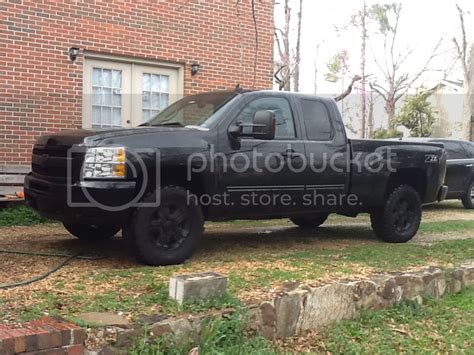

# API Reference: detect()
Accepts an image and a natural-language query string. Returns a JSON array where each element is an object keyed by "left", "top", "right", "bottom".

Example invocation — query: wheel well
[
  {"left": 386, "top": 168, "right": 426, "bottom": 200},
  {"left": 159, "top": 165, "right": 209, "bottom": 216}
]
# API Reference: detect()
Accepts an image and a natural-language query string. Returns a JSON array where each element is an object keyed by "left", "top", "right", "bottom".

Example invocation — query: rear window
[
  {"left": 300, "top": 100, "right": 332, "bottom": 141},
  {"left": 462, "top": 142, "right": 474, "bottom": 157},
  {"left": 442, "top": 141, "right": 468, "bottom": 159}
]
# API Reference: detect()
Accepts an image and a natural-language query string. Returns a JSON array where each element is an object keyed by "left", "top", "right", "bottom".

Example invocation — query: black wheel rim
[
  {"left": 470, "top": 185, "right": 474, "bottom": 203},
  {"left": 391, "top": 197, "right": 416, "bottom": 233},
  {"left": 147, "top": 203, "right": 191, "bottom": 251}
]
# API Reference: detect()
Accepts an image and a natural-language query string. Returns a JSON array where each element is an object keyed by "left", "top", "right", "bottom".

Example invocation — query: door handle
[
  {"left": 281, "top": 148, "right": 297, "bottom": 159},
  {"left": 466, "top": 164, "right": 473, "bottom": 167}
]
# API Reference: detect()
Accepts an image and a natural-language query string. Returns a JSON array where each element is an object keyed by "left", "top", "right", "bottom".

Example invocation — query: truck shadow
[
  {"left": 0, "top": 224, "right": 378, "bottom": 270},
  {"left": 196, "top": 225, "right": 376, "bottom": 256},
  {"left": 38, "top": 224, "right": 377, "bottom": 266}
]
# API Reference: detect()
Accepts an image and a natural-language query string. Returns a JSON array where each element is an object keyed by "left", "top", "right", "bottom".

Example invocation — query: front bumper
[
  {"left": 438, "top": 185, "right": 449, "bottom": 202},
  {"left": 24, "top": 173, "right": 137, "bottom": 226}
]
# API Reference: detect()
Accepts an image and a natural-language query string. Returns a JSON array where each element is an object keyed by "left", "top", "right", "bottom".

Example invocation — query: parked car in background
[
  {"left": 429, "top": 139, "right": 474, "bottom": 209},
  {"left": 401, "top": 139, "right": 474, "bottom": 209}
]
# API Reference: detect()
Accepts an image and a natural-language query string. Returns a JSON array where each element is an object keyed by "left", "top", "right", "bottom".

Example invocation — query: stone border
[{"left": 85, "top": 261, "right": 473, "bottom": 353}]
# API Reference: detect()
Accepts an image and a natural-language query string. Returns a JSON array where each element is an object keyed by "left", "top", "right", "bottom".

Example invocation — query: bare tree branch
[
  {"left": 399, "top": 37, "right": 443, "bottom": 95},
  {"left": 453, "top": 4, "right": 468, "bottom": 75},
  {"left": 273, "top": 0, "right": 292, "bottom": 91},
  {"left": 369, "top": 82, "right": 388, "bottom": 102},
  {"left": 335, "top": 75, "right": 362, "bottom": 102},
  {"left": 390, "top": 4, "right": 402, "bottom": 72},
  {"left": 274, "top": 30, "right": 285, "bottom": 65}
]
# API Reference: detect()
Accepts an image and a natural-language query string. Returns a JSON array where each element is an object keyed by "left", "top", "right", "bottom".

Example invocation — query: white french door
[
  {"left": 83, "top": 59, "right": 131, "bottom": 128},
  {"left": 83, "top": 58, "right": 181, "bottom": 129},
  {"left": 132, "top": 65, "right": 179, "bottom": 125}
]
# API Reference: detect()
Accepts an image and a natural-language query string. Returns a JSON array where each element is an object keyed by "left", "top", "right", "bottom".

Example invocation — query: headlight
[{"left": 83, "top": 147, "right": 126, "bottom": 178}]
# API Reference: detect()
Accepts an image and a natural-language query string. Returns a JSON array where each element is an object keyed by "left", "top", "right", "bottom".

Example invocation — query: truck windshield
[{"left": 145, "top": 92, "right": 237, "bottom": 128}]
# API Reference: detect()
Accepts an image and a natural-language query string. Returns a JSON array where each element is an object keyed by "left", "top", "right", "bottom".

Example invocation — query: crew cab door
[
  {"left": 296, "top": 97, "right": 350, "bottom": 211},
  {"left": 216, "top": 94, "right": 306, "bottom": 217}
]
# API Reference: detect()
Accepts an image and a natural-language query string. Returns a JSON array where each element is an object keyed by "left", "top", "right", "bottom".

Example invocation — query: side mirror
[
  {"left": 228, "top": 110, "right": 276, "bottom": 140},
  {"left": 252, "top": 110, "right": 276, "bottom": 140},
  {"left": 228, "top": 122, "right": 243, "bottom": 138}
]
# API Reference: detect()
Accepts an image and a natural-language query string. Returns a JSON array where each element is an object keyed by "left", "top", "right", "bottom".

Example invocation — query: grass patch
[
  {"left": 0, "top": 206, "right": 472, "bottom": 325},
  {"left": 13, "top": 291, "right": 63, "bottom": 322},
  {"left": 419, "top": 219, "right": 474, "bottom": 234},
  {"left": 288, "top": 288, "right": 474, "bottom": 353},
  {"left": 284, "top": 238, "right": 474, "bottom": 270},
  {"left": 3, "top": 238, "right": 472, "bottom": 324},
  {"left": 0, "top": 206, "right": 49, "bottom": 227},
  {"left": 130, "top": 309, "right": 275, "bottom": 355}
]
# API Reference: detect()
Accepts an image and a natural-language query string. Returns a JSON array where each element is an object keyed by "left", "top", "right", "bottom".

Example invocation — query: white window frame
[{"left": 82, "top": 53, "right": 184, "bottom": 129}]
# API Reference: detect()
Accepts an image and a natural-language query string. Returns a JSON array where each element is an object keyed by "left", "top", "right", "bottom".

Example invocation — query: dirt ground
[{"left": 0, "top": 201, "right": 472, "bottom": 324}]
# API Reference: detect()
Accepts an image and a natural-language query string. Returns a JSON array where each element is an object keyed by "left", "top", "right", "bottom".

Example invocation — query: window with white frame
[{"left": 83, "top": 58, "right": 182, "bottom": 129}]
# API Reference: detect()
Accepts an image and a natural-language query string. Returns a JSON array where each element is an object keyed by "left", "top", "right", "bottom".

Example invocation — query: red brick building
[{"left": 0, "top": 0, "right": 274, "bottom": 164}]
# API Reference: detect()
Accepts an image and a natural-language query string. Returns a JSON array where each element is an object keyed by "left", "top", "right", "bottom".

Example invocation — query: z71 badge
[{"left": 425, "top": 154, "right": 439, "bottom": 163}]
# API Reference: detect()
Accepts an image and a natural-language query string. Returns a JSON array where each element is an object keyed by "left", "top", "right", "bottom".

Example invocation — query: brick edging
[{"left": 0, "top": 317, "right": 85, "bottom": 354}]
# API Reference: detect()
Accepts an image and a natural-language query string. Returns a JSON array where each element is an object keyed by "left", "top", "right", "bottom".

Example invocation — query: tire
[
  {"left": 370, "top": 185, "right": 422, "bottom": 243},
  {"left": 461, "top": 182, "right": 474, "bottom": 209},
  {"left": 63, "top": 223, "right": 120, "bottom": 240},
  {"left": 128, "top": 186, "right": 204, "bottom": 266},
  {"left": 290, "top": 213, "right": 329, "bottom": 228}
]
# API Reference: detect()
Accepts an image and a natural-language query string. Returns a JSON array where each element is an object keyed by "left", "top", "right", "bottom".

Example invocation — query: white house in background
[{"left": 428, "top": 79, "right": 465, "bottom": 139}]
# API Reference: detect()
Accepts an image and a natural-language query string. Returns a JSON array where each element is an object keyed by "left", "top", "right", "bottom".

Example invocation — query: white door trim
[{"left": 84, "top": 53, "right": 184, "bottom": 94}]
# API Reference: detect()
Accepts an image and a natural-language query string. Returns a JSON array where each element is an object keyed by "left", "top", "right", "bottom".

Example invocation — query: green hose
[{"left": 0, "top": 249, "right": 105, "bottom": 290}]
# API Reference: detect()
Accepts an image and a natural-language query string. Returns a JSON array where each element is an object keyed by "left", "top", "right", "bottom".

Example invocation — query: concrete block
[{"left": 169, "top": 272, "right": 227, "bottom": 305}]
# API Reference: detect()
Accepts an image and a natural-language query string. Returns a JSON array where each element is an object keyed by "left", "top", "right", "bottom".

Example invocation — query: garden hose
[{"left": 0, "top": 249, "right": 105, "bottom": 290}]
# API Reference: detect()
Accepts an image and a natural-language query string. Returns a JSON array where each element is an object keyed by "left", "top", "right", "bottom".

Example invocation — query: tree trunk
[
  {"left": 359, "top": 1, "right": 367, "bottom": 138},
  {"left": 293, "top": 0, "right": 303, "bottom": 92},
  {"left": 386, "top": 97, "right": 396, "bottom": 129},
  {"left": 283, "top": 0, "right": 291, "bottom": 91},
  {"left": 313, "top": 44, "right": 319, "bottom": 95},
  {"left": 465, "top": 44, "right": 474, "bottom": 141},
  {"left": 367, "top": 91, "right": 375, "bottom": 138}
]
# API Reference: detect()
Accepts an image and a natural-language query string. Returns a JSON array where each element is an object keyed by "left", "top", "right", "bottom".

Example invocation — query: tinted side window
[
  {"left": 235, "top": 97, "right": 296, "bottom": 139},
  {"left": 443, "top": 142, "right": 468, "bottom": 159},
  {"left": 300, "top": 100, "right": 332, "bottom": 141},
  {"left": 462, "top": 142, "right": 474, "bottom": 157}
]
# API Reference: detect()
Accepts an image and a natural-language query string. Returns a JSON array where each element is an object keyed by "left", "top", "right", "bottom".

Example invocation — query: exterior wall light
[
  {"left": 191, "top": 63, "right": 200, "bottom": 76},
  {"left": 68, "top": 47, "right": 80, "bottom": 62}
]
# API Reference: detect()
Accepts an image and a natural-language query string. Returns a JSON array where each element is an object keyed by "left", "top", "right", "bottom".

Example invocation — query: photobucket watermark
[
  {"left": 187, "top": 190, "right": 362, "bottom": 208},
  {"left": 187, "top": 144, "right": 397, "bottom": 180}
]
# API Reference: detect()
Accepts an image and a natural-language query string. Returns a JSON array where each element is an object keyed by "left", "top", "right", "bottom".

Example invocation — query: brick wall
[
  {"left": 0, "top": 0, "right": 275, "bottom": 164},
  {"left": 0, "top": 317, "right": 85, "bottom": 354}
]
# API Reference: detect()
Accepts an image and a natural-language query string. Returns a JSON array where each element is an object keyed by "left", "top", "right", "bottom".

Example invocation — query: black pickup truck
[{"left": 25, "top": 90, "right": 448, "bottom": 265}]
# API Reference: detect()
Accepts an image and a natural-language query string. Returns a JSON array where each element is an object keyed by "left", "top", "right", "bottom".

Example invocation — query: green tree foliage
[
  {"left": 369, "top": 3, "right": 401, "bottom": 35},
  {"left": 325, "top": 50, "right": 349, "bottom": 83},
  {"left": 395, "top": 91, "right": 436, "bottom": 137},
  {"left": 373, "top": 129, "right": 403, "bottom": 139}
]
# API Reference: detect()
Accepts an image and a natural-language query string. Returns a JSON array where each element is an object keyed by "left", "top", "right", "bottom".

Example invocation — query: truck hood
[{"left": 35, "top": 126, "right": 208, "bottom": 147}]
